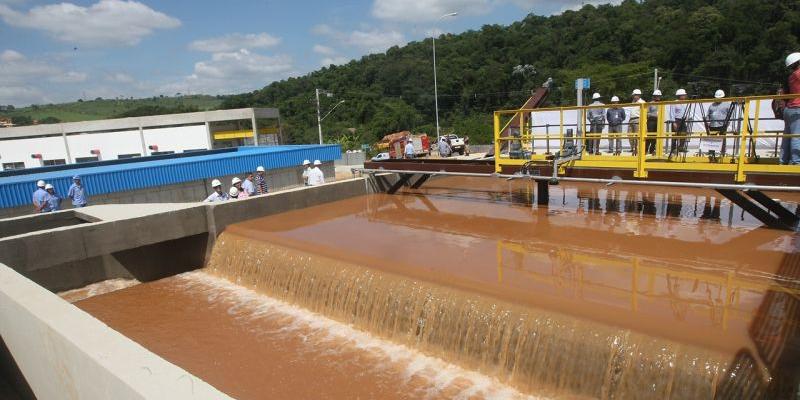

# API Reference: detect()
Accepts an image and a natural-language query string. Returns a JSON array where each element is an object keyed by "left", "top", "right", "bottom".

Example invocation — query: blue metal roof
[{"left": 0, "top": 145, "right": 341, "bottom": 208}]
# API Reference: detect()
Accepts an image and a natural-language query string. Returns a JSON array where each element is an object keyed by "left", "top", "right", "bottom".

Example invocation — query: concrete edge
[{"left": 0, "top": 263, "right": 232, "bottom": 400}]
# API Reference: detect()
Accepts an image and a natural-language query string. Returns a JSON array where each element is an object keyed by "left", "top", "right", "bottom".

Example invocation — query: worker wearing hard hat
[
  {"left": 67, "top": 175, "right": 88, "bottom": 208},
  {"left": 586, "top": 92, "right": 605, "bottom": 155},
  {"left": 781, "top": 52, "right": 800, "bottom": 165},
  {"left": 404, "top": 138, "right": 415, "bottom": 159},
  {"left": 231, "top": 177, "right": 249, "bottom": 199},
  {"left": 670, "top": 88, "right": 690, "bottom": 156},
  {"left": 705, "top": 90, "right": 731, "bottom": 159},
  {"left": 307, "top": 160, "right": 326, "bottom": 186},
  {"left": 242, "top": 172, "right": 256, "bottom": 196},
  {"left": 606, "top": 96, "right": 626, "bottom": 155},
  {"left": 203, "top": 179, "right": 229, "bottom": 202},
  {"left": 301, "top": 159, "right": 311, "bottom": 186},
  {"left": 228, "top": 187, "right": 240, "bottom": 200},
  {"left": 254, "top": 166, "right": 269, "bottom": 194},
  {"left": 32, "top": 179, "right": 48, "bottom": 213},
  {"left": 627, "top": 89, "right": 646, "bottom": 155},
  {"left": 646, "top": 90, "right": 663, "bottom": 155},
  {"left": 41, "top": 184, "right": 62, "bottom": 212}
]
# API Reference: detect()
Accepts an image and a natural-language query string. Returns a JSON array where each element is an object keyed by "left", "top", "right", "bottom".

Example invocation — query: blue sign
[{"left": 575, "top": 78, "right": 591, "bottom": 90}]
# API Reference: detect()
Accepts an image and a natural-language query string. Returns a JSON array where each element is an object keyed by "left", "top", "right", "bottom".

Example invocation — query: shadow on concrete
[{"left": 0, "top": 336, "right": 35, "bottom": 400}]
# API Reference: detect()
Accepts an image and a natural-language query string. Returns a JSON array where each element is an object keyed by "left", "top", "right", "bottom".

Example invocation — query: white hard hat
[
  {"left": 592, "top": 92, "right": 601, "bottom": 100},
  {"left": 228, "top": 187, "right": 239, "bottom": 197},
  {"left": 653, "top": 90, "right": 662, "bottom": 96},
  {"left": 45, "top": 183, "right": 53, "bottom": 190},
  {"left": 256, "top": 166, "right": 265, "bottom": 172},
  {"left": 631, "top": 89, "right": 642, "bottom": 96},
  {"left": 302, "top": 159, "right": 310, "bottom": 166},
  {"left": 231, "top": 177, "right": 242, "bottom": 185},
  {"left": 714, "top": 89, "right": 725, "bottom": 99},
  {"left": 211, "top": 179, "right": 222, "bottom": 188},
  {"left": 313, "top": 160, "right": 322, "bottom": 166},
  {"left": 786, "top": 52, "right": 800, "bottom": 68},
  {"left": 611, "top": 96, "right": 620, "bottom": 102},
  {"left": 675, "top": 88, "right": 687, "bottom": 96},
  {"left": 36, "top": 180, "right": 45, "bottom": 187}
]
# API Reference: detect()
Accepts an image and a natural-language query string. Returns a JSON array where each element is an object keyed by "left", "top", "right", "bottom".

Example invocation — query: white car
[
  {"left": 371, "top": 152, "right": 390, "bottom": 162},
  {"left": 444, "top": 134, "right": 467, "bottom": 155}
]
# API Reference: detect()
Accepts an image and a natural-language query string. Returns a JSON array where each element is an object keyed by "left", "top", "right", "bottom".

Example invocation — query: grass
[{"left": 0, "top": 95, "right": 224, "bottom": 123}]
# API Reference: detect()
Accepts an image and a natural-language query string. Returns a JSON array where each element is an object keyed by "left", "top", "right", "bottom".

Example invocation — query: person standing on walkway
[
  {"left": 627, "top": 89, "right": 646, "bottom": 156},
  {"left": 404, "top": 138, "right": 415, "bottom": 159},
  {"left": 586, "top": 93, "right": 606, "bottom": 155},
  {"left": 231, "top": 177, "right": 249, "bottom": 199},
  {"left": 255, "top": 166, "right": 268, "bottom": 194},
  {"left": 67, "top": 175, "right": 88, "bottom": 208},
  {"left": 706, "top": 89, "right": 730, "bottom": 158},
  {"left": 203, "top": 179, "right": 229, "bottom": 202},
  {"left": 301, "top": 160, "right": 311, "bottom": 185},
  {"left": 670, "top": 88, "right": 690, "bottom": 156},
  {"left": 32, "top": 180, "right": 48, "bottom": 212},
  {"left": 242, "top": 172, "right": 256, "bottom": 196},
  {"left": 606, "top": 96, "right": 626, "bottom": 155},
  {"left": 647, "top": 90, "right": 663, "bottom": 155},
  {"left": 42, "top": 184, "right": 62, "bottom": 212},
  {"left": 307, "top": 160, "right": 326, "bottom": 186},
  {"left": 781, "top": 52, "right": 800, "bottom": 165}
]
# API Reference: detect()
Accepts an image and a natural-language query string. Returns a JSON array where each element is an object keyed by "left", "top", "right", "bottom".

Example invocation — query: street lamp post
[
  {"left": 316, "top": 88, "right": 345, "bottom": 144},
  {"left": 432, "top": 12, "right": 457, "bottom": 145}
]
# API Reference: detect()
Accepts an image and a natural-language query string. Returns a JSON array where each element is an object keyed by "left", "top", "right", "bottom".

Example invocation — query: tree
[
  {"left": 11, "top": 116, "right": 33, "bottom": 126},
  {"left": 39, "top": 116, "right": 61, "bottom": 124}
]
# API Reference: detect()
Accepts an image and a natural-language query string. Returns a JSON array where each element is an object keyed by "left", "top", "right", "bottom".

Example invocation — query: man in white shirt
[
  {"left": 203, "top": 179, "right": 229, "bottom": 202},
  {"left": 404, "top": 139, "right": 415, "bottom": 159},
  {"left": 627, "top": 89, "right": 647, "bottom": 155},
  {"left": 670, "top": 88, "right": 690, "bottom": 156},
  {"left": 242, "top": 172, "right": 256, "bottom": 196},
  {"left": 307, "top": 160, "right": 326, "bottom": 186},
  {"left": 301, "top": 160, "right": 311, "bottom": 185}
]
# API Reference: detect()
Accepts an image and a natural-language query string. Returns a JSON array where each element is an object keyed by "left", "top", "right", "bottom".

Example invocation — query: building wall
[{"left": 0, "top": 162, "right": 336, "bottom": 219}]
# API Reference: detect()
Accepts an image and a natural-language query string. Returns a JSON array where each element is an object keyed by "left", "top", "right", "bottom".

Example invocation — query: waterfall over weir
[{"left": 207, "top": 231, "right": 727, "bottom": 399}]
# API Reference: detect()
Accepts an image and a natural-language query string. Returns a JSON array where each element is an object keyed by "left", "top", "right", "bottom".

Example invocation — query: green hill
[
  {"left": 222, "top": 0, "right": 800, "bottom": 145},
  {"left": 0, "top": 95, "right": 223, "bottom": 124}
]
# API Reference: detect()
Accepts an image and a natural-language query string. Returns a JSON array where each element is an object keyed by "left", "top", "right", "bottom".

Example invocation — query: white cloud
[
  {"left": 164, "top": 49, "right": 295, "bottom": 95},
  {"left": 313, "top": 44, "right": 336, "bottom": 56},
  {"left": 321, "top": 56, "right": 350, "bottom": 67},
  {"left": 0, "top": 49, "right": 90, "bottom": 104},
  {"left": 105, "top": 72, "right": 135, "bottom": 83},
  {"left": 312, "top": 24, "right": 406, "bottom": 53},
  {"left": 189, "top": 33, "right": 281, "bottom": 53},
  {"left": 372, "top": 0, "right": 490, "bottom": 22},
  {"left": 0, "top": 0, "right": 180, "bottom": 47}
]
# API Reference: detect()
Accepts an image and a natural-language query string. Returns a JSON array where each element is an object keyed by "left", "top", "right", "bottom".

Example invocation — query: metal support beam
[
  {"left": 537, "top": 180, "right": 549, "bottom": 205},
  {"left": 716, "top": 189, "right": 791, "bottom": 230},
  {"left": 387, "top": 173, "right": 414, "bottom": 194},
  {"left": 410, "top": 174, "right": 431, "bottom": 189},
  {"left": 744, "top": 190, "right": 800, "bottom": 226}
]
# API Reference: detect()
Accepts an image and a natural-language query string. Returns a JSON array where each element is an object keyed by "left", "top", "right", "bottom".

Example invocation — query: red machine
[{"left": 387, "top": 133, "right": 430, "bottom": 159}]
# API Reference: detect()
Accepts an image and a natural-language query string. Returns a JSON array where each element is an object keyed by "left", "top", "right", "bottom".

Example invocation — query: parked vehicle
[
  {"left": 443, "top": 134, "right": 467, "bottom": 155},
  {"left": 371, "top": 152, "right": 391, "bottom": 162}
]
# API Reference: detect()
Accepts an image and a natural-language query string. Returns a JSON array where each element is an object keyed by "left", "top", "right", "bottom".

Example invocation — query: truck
[
  {"left": 380, "top": 131, "right": 431, "bottom": 159},
  {"left": 443, "top": 134, "right": 467, "bottom": 155}
]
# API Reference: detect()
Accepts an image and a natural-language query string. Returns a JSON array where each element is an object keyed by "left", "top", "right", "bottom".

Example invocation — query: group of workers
[
  {"left": 31, "top": 175, "right": 88, "bottom": 213},
  {"left": 203, "top": 160, "right": 326, "bottom": 203},
  {"left": 582, "top": 52, "right": 800, "bottom": 163}
]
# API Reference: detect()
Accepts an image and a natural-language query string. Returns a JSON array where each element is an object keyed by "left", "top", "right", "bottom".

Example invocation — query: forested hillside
[{"left": 223, "top": 0, "right": 800, "bottom": 145}]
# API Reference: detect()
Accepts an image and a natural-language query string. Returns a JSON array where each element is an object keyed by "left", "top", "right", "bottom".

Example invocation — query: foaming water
[{"left": 58, "top": 278, "right": 139, "bottom": 303}]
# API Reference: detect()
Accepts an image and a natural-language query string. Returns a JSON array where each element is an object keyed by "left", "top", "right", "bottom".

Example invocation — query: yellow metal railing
[
  {"left": 214, "top": 127, "right": 279, "bottom": 140},
  {"left": 493, "top": 94, "right": 800, "bottom": 182}
]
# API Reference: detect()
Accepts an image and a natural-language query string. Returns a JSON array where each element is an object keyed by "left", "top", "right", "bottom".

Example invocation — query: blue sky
[{"left": 0, "top": 0, "right": 616, "bottom": 106}]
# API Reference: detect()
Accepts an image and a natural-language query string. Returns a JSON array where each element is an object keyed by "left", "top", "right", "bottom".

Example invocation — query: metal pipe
[{"left": 355, "top": 167, "right": 800, "bottom": 192}]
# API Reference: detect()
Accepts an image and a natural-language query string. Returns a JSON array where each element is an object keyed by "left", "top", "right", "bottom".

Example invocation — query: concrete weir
[{"left": 0, "top": 177, "right": 376, "bottom": 399}]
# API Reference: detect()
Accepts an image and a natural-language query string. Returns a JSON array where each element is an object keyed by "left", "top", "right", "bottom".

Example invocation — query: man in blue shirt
[
  {"left": 67, "top": 175, "right": 88, "bottom": 208},
  {"left": 42, "top": 184, "right": 62, "bottom": 212},
  {"left": 32, "top": 180, "right": 48, "bottom": 213}
]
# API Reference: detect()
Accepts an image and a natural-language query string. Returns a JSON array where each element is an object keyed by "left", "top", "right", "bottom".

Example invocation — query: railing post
[
  {"left": 520, "top": 109, "right": 527, "bottom": 158},
  {"left": 656, "top": 103, "right": 665, "bottom": 157},
  {"left": 494, "top": 112, "right": 501, "bottom": 173},
  {"left": 736, "top": 100, "right": 750, "bottom": 182},
  {"left": 559, "top": 109, "right": 564, "bottom": 152},
  {"left": 751, "top": 99, "right": 760, "bottom": 158},
  {"left": 635, "top": 103, "right": 648, "bottom": 178}
]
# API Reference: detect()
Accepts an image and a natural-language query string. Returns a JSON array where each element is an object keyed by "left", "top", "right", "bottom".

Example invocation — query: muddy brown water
[{"left": 75, "top": 177, "right": 800, "bottom": 399}]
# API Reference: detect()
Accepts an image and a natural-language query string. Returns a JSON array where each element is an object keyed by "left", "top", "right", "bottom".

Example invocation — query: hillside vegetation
[{"left": 223, "top": 0, "right": 800, "bottom": 145}]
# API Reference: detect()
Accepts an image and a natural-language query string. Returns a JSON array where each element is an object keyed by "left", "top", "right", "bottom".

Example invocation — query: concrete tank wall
[{"left": 0, "top": 263, "right": 232, "bottom": 399}]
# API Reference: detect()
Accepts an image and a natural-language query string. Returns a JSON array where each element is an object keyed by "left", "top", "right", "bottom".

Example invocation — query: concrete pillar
[
  {"left": 251, "top": 113, "right": 259, "bottom": 146},
  {"left": 61, "top": 124, "right": 72, "bottom": 164},
  {"left": 138, "top": 125, "right": 146, "bottom": 156},
  {"left": 205, "top": 120, "right": 213, "bottom": 150}
]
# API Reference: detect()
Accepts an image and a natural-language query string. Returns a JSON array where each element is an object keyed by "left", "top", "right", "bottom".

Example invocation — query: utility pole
[
  {"left": 315, "top": 88, "right": 323, "bottom": 145},
  {"left": 432, "top": 12, "right": 458, "bottom": 144},
  {"left": 653, "top": 68, "right": 659, "bottom": 93}
]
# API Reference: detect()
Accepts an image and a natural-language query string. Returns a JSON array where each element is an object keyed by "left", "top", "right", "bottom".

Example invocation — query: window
[
  {"left": 2, "top": 162, "right": 25, "bottom": 170},
  {"left": 43, "top": 159, "right": 66, "bottom": 166},
  {"left": 151, "top": 151, "right": 175, "bottom": 156},
  {"left": 117, "top": 153, "right": 141, "bottom": 159},
  {"left": 75, "top": 156, "right": 99, "bottom": 163}
]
